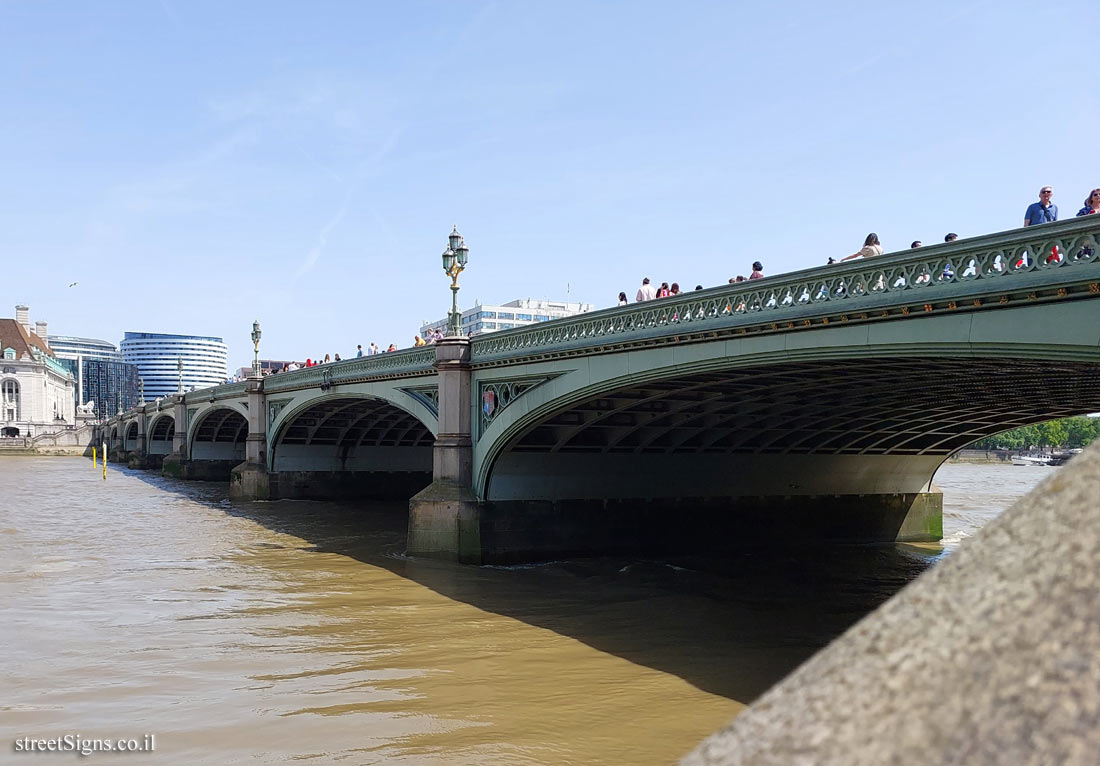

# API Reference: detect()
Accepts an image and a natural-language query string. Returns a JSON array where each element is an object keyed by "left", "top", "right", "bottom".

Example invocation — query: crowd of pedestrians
[
  {"left": 839, "top": 185, "right": 1099, "bottom": 264},
  {"left": 226, "top": 328, "right": 449, "bottom": 381},
  {"left": 619, "top": 184, "right": 1099, "bottom": 307}
]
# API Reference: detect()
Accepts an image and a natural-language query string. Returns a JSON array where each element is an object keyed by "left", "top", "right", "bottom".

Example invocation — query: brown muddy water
[{"left": 0, "top": 458, "right": 1048, "bottom": 764}]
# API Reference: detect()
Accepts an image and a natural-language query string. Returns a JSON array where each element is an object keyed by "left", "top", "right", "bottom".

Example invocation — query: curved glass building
[{"left": 120, "top": 332, "right": 228, "bottom": 399}]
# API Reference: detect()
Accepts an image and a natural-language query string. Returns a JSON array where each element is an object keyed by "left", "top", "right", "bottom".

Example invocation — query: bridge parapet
[
  {"left": 183, "top": 381, "right": 247, "bottom": 403},
  {"left": 472, "top": 216, "right": 1100, "bottom": 364},
  {"left": 262, "top": 347, "right": 437, "bottom": 394}
]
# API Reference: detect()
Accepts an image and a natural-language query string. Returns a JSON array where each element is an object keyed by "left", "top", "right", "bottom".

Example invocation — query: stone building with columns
[{"left": 0, "top": 306, "right": 76, "bottom": 438}]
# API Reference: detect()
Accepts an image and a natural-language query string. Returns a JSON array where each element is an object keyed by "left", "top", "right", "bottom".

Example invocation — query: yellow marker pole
[
  {"left": 92, "top": 446, "right": 97, "bottom": 467},
  {"left": 102, "top": 440, "right": 107, "bottom": 480}
]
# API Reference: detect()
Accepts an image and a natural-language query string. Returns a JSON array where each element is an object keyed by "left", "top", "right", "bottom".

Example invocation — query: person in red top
[{"left": 656, "top": 281, "right": 670, "bottom": 298}]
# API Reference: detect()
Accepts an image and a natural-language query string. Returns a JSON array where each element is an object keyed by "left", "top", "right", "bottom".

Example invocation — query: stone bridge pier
[
  {"left": 229, "top": 378, "right": 270, "bottom": 499},
  {"left": 407, "top": 338, "right": 482, "bottom": 562}
]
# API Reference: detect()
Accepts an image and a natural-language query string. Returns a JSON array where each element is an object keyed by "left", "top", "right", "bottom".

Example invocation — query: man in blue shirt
[{"left": 1023, "top": 186, "right": 1057, "bottom": 226}]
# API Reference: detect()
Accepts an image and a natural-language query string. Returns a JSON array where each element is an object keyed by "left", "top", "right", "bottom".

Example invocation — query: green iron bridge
[{"left": 101, "top": 216, "right": 1100, "bottom": 562}]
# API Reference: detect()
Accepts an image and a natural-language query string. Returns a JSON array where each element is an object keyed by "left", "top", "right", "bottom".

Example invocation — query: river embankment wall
[
  {"left": 945, "top": 448, "right": 1015, "bottom": 464},
  {"left": 0, "top": 424, "right": 96, "bottom": 456},
  {"left": 683, "top": 441, "right": 1100, "bottom": 764}
]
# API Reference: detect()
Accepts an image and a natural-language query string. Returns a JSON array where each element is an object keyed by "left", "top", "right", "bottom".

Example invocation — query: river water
[{"left": 0, "top": 458, "right": 1051, "bottom": 764}]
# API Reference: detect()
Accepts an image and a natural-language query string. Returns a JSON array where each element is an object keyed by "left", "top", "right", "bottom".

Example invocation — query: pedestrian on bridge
[
  {"left": 1024, "top": 186, "right": 1057, "bottom": 226},
  {"left": 1077, "top": 189, "right": 1100, "bottom": 217},
  {"left": 636, "top": 277, "right": 656, "bottom": 302},
  {"left": 840, "top": 233, "right": 883, "bottom": 262}
]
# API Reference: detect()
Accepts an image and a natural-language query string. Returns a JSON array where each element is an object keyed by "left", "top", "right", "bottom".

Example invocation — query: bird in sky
[{"left": 68, "top": 281, "right": 78, "bottom": 287}]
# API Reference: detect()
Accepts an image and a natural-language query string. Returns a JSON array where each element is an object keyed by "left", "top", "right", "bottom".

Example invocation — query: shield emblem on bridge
[{"left": 483, "top": 390, "right": 495, "bottom": 418}]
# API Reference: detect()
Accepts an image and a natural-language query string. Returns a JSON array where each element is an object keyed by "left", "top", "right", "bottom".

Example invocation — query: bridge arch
[
  {"left": 124, "top": 422, "right": 139, "bottom": 452},
  {"left": 476, "top": 304, "right": 1100, "bottom": 503},
  {"left": 189, "top": 407, "right": 248, "bottom": 462},
  {"left": 267, "top": 394, "right": 434, "bottom": 499},
  {"left": 148, "top": 414, "right": 175, "bottom": 456}
]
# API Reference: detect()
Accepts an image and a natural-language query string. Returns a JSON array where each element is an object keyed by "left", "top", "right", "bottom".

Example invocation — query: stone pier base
[
  {"left": 407, "top": 481, "right": 484, "bottom": 564},
  {"left": 126, "top": 451, "right": 148, "bottom": 470},
  {"left": 407, "top": 490, "right": 942, "bottom": 565},
  {"left": 227, "top": 469, "right": 432, "bottom": 501},
  {"left": 230, "top": 463, "right": 271, "bottom": 500},
  {"left": 162, "top": 455, "right": 239, "bottom": 481}
]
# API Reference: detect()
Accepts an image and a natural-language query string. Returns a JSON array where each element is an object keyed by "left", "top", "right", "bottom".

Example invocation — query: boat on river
[{"left": 1012, "top": 454, "right": 1053, "bottom": 467}]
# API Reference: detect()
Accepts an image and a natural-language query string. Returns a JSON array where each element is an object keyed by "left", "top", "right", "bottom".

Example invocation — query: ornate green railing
[
  {"left": 471, "top": 216, "right": 1100, "bottom": 362},
  {"left": 261, "top": 347, "right": 436, "bottom": 394},
  {"left": 183, "top": 381, "right": 247, "bottom": 404}
]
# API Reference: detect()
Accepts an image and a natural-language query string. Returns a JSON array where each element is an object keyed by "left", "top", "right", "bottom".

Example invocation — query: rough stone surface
[{"left": 684, "top": 442, "right": 1100, "bottom": 766}]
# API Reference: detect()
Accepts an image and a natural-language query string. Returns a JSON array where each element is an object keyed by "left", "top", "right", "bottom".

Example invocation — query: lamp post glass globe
[
  {"left": 251, "top": 320, "right": 262, "bottom": 377},
  {"left": 441, "top": 226, "right": 469, "bottom": 337}
]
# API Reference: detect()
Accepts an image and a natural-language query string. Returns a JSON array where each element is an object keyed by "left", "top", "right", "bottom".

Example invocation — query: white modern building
[
  {"left": 421, "top": 298, "right": 594, "bottom": 338},
  {"left": 1, "top": 306, "right": 76, "bottom": 438},
  {"left": 48, "top": 335, "right": 123, "bottom": 362},
  {"left": 120, "top": 331, "right": 229, "bottom": 399}
]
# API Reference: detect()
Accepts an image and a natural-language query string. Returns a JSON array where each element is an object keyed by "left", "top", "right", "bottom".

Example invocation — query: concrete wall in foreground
[{"left": 683, "top": 442, "right": 1100, "bottom": 765}]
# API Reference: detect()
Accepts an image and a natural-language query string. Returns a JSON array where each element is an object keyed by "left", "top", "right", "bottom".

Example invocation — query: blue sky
[{"left": 3, "top": 1, "right": 1097, "bottom": 369}]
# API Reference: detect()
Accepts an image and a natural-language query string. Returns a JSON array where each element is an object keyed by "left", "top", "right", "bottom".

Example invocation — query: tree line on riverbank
[{"left": 970, "top": 416, "right": 1100, "bottom": 451}]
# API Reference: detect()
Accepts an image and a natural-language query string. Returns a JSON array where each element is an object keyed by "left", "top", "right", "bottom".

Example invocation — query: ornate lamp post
[
  {"left": 177, "top": 356, "right": 183, "bottom": 394},
  {"left": 250, "top": 320, "right": 262, "bottom": 378},
  {"left": 441, "top": 225, "right": 470, "bottom": 337},
  {"left": 138, "top": 378, "right": 145, "bottom": 405}
]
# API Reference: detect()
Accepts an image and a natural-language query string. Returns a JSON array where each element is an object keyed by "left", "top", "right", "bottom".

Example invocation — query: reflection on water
[{"left": 0, "top": 458, "right": 1047, "bottom": 764}]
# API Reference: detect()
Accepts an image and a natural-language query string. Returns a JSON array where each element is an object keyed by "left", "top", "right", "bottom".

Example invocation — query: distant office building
[
  {"left": 421, "top": 298, "right": 594, "bottom": 338},
  {"left": 49, "top": 334, "right": 140, "bottom": 418},
  {"left": 121, "top": 332, "right": 229, "bottom": 399},
  {"left": 1, "top": 306, "right": 75, "bottom": 438},
  {"left": 47, "top": 335, "right": 123, "bottom": 362}
]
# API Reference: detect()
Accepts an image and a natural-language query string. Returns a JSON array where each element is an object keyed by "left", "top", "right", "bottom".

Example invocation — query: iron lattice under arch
[
  {"left": 192, "top": 409, "right": 247, "bottom": 445},
  {"left": 149, "top": 416, "right": 174, "bottom": 441},
  {"left": 276, "top": 398, "right": 433, "bottom": 450},
  {"left": 508, "top": 357, "right": 1100, "bottom": 457}
]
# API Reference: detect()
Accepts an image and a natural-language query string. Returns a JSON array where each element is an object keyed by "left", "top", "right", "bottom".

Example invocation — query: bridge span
[{"left": 101, "top": 216, "right": 1100, "bottom": 562}]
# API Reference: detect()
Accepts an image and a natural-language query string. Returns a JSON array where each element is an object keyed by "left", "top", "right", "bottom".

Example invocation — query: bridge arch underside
[
  {"left": 483, "top": 357, "right": 1100, "bottom": 554},
  {"left": 270, "top": 397, "right": 433, "bottom": 501},
  {"left": 187, "top": 408, "right": 247, "bottom": 479},
  {"left": 123, "top": 422, "right": 138, "bottom": 452},
  {"left": 148, "top": 415, "right": 174, "bottom": 456}
]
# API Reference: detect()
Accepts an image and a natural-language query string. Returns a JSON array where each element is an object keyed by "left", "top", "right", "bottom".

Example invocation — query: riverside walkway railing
[{"left": 471, "top": 216, "right": 1100, "bottom": 364}]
